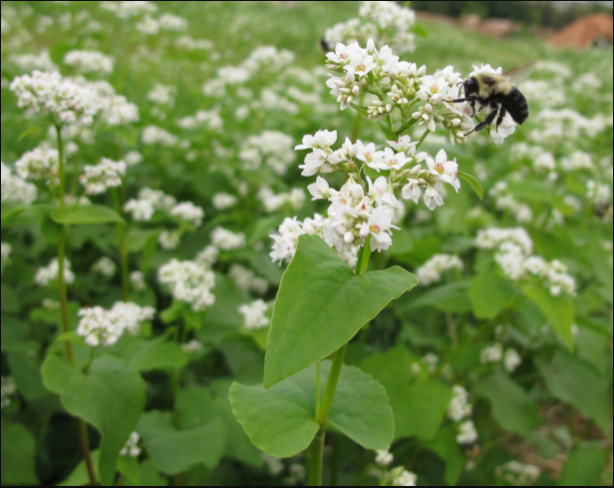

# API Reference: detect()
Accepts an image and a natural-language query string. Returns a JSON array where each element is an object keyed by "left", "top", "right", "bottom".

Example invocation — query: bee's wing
[{"left": 503, "top": 62, "right": 536, "bottom": 86}]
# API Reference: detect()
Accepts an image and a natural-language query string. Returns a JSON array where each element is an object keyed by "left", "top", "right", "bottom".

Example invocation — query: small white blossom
[
  {"left": 210, "top": 227, "right": 246, "bottom": 251},
  {"left": 35, "top": 258, "right": 75, "bottom": 287},
  {"left": 77, "top": 302, "right": 154, "bottom": 347},
  {"left": 195, "top": 246, "right": 219, "bottom": 267},
  {"left": 1, "top": 163, "right": 38, "bottom": 205},
  {"left": 448, "top": 386, "right": 473, "bottom": 422},
  {"left": 238, "top": 300, "right": 270, "bottom": 330},
  {"left": 130, "top": 271, "right": 146, "bottom": 292},
  {"left": 481, "top": 344, "right": 503, "bottom": 364},
  {"left": 92, "top": 257, "right": 117, "bottom": 278},
  {"left": 124, "top": 199, "right": 155, "bottom": 222},
  {"left": 1, "top": 378, "right": 17, "bottom": 409},
  {"left": 229, "top": 265, "right": 268, "bottom": 295},
  {"left": 158, "top": 231, "right": 181, "bottom": 250},
  {"left": 64, "top": 50, "right": 114, "bottom": 74},
  {"left": 141, "top": 125, "right": 178, "bottom": 147},
  {"left": 1, "top": 243, "right": 12, "bottom": 262},
  {"left": 120, "top": 432, "right": 141, "bottom": 458},
  {"left": 417, "top": 254, "right": 464, "bottom": 286},
  {"left": 212, "top": 193, "right": 238, "bottom": 210},
  {"left": 496, "top": 462, "right": 541, "bottom": 487},
  {"left": 375, "top": 450, "right": 394, "bottom": 467},
  {"left": 158, "top": 259, "right": 215, "bottom": 312},
  {"left": 15, "top": 147, "right": 59, "bottom": 185},
  {"left": 457, "top": 420, "right": 478, "bottom": 445},
  {"left": 124, "top": 151, "right": 143, "bottom": 166},
  {"left": 504, "top": 349, "right": 522, "bottom": 373},
  {"left": 80, "top": 158, "right": 126, "bottom": 195},
  {"left": 170, "top": 202, "right": 205, "bottom": 227},
  {"left": 158, "top": 13, "right": 187, "bottom": 32}
]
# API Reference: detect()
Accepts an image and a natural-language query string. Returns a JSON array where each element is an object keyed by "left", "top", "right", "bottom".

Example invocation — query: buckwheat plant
[{"left": 230, "top": 39, "right": 503, "bottom": 487}]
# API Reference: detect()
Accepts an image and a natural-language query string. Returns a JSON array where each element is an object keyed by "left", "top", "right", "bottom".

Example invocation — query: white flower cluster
[
  {"left": 120, "top": 432, "right": 141, "bottom": 458},
  {"left": 80, "top": 158, "right": 126, "bottom": 195},
  {"left": 531, "top": 108, "right": 611, "bottom": 144},
  {"left": 1, "top": 243, "right": 12, "bottom": 262},
  {"left": 64, "top": 50, "right": 114, "bottom": 74},
  {"left": 1, "top": 377, "right": 17, "bottom": 409},
  {"left": 77, "top": 302, "right": 155, "bottom": 347},
  {"left": 9, "top": 51, "right": 58, "bottom": 72},
  {"left": 587, "top": 180, "right": 612, "bottom": 208},
  {"left": 124, "top": 187, "right": 177, "bottom": 222},
  {"left": 238, "top": 299, "right": 270, "bottom": 330},
  {"left": 210, "top": 227, "right": 246, "bottom": 251},
  {"left": 417, "top": 254, "right": 464, "bottom": 286},
  {"left": 35, "top": 258, "right": 75, "bottom": 287},
  {"left": 15, "top": 147, "right": 59, "bottom": 185},
  {"left": 375, "top": 450, "right": 394, "bottom": 468},
  {"left": 489, "top": 182, "right": 533, "bottom": 224},
  {"left": 240, "top": 131, "right": 296, "bottom": 176},
  {"left": 176, "top": 109, "right": 223, "bottom": 132},
  {"left": 141, "top": 125, "right": 178, "bottom": 147},
  {"left": 561, "top": 151, "right": 595, "bottom": 173},
  {"left": 1, "top": 162, "right": 38, "bottom": 205},
  {"left": 242, "top": 46, "right": 295, "bottom": 74},
  {"left": 175, "top": 35, "right": 214, "bottom": 51},
  {"left": 476, "top": 228, "right": 533, "bottom": 256},
  {"left": 496, "top": 461, "right": 541, "bottom": 487},
  {"left": 324, "top": 1, "right": 417, "bottom": 56},
  {"left": 196, "top": 245, "right": 219, "bottom": 267},
  {"left": 103, "top": 95, "right": 140, "bottom": 125},
  {"left": 130, "top": 271, "right": 146, "bottom": 292},
  {"left": 158, "top": 231, "right": 181, "bottom": 251},
  {"left": 159, "top": 13, "right": 188, "bottom": 31},
  {"left": 100, "top": 1, "right": 157, "bottom": 19},
  {"left": 92, "top": 257, "right": 117, "bottom": 278},
  {"left": 258, "top": 187, "right": 305, "bottom": 213},
  {"left": 448, "top": 386, "right": 473, "bottom": 422},
  {"left": 10, "top": 71, "right": 103, "bottom": 126},
  {"left": 212, "top": 193, "right": 238, "bottom": 211},
  {"left": 147, "top": 84, "right": 175, "bottom": 106},
  {"left": 230, "top": 265, "right": 268, "bottom": 295},
  {"left": 381, "top": 467, "right": 418, "bottom": 487},
  {"left": 457, "top": 420, "right": 479, "bottom": 446},
  {"left": 481, "top": 344, "right": 522, "bottom": 372},
  {"left": 170, "top": 202, "right": 205, "bottom": 227},
  {"left": 158, "top": 259, "right": 215, "bottom": 312},
  {"left": 182, "top": 340, "right": 204, "bottom": 354}
]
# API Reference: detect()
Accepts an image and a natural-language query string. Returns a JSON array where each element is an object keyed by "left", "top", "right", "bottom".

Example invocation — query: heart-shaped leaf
[
  {"left": 50, "top": 205, "right": 124, "bottom": 226},
  {"left": 264, "top": 235, "right": 417, "bottom": 388},
  {"left": 230, "top": 360, "right": 394, "bottom": 458},
  {"left": 42, "top": 352, "right": 146, "bottom": 487},
  {"left": 524, "top": 285, "right": 574, "bottom": 350},
  {"left": 137, "top": 410, "right": 225, "bottom": 476}
]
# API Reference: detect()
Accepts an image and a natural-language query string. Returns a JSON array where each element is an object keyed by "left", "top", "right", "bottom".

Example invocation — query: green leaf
[
  {"left": 524, "top": 285, "right": 574, "bottom": 350},
  {"left": 350, "top": 104, "right": 369, "bottom": 116},
  {"left": 1, "top": 421, "right": 39, "bottom": 486},
  {"left": 123, "top": 460, "right": 167, "bottom": 487},
  {"left": 58, "top": 450, "right": 101, "bottom": 486},
  {"left": 458, "top": 171, "right": 484, "bottom": 200},
  {"left": 42, "top": 352, "right": 146, "bottom": 486},
  {"left": 469, "top": 272, "right": 515, "bottom": 319},
  {"left": 361, "top": 347, "right": 452, "bottom": 441},
  {"left": 249, "top": 216, "right": 284, "bottom": 245},
  {"left": 403, "top": 282, "right": 472, "bottom": 313},
  {"left": 537, "top": 351, "right": 611, "bottom": 435},
  {"left": 558, "top": 444, "right": 610, "bottom": 486},
  {"left": 412, "top": 24, "right": 429, "bottom": 38},
  {"left": 264, "top": 235, "right": 418, "bottom": 388},
  {"left": 127, "top": 228, "right": 161, "bottom": 253},
  {"left": 8, "top": 350, "right": 49, "bottom": 401},
  {"left": 422, "top": 426, "right": 465, "bottom": 486},
  {"left": 476, "top": 368, "right": 540, "bottom": 440},
  {"left": 137, "top": 410, "right": 225, "bottom": 476},
  {"left": 1, "top": 206, "right": 28, "bottom": 226},
  {"left": 124, "top": 338, "right": 189, "bottom": 372},
  {"left": 118, "top": 455, "right": 141, "bottom": 485},
  {"left": 50, "top": 205, "right": 125, "bottom": 226},
  {"left": 18, "top": 124, "right": 47, "bottom": 142},
  {"left": 231, "top": 361, "right": 394, "bottom": 457}
]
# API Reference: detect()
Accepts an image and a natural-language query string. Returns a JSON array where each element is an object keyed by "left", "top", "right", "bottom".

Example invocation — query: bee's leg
[
  {"left": 496, "top": 106, "right": 507, "bottom": 132},
  {"left": 451, "top": 96, "right": 480, "bottom": 104},
  {"left": 466, "top": 108, "right": 499, "bottom": 135}
]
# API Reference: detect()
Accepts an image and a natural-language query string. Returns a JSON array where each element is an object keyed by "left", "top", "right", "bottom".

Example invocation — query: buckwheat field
[{"left": 1, "top": 1, "right": 612, "bottom": 487}]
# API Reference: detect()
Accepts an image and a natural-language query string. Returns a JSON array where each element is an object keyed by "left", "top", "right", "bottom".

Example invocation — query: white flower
[
  {"left": 417, "top": 254, "right": 464, "bottom": 286},
  {"left": 124, "top": 199, "right": 155, "bottom": 222},
  {"left": 295, "top": 130, "right": 338, "bottom": 151},
  {"left": 158, "top": 13, "right": 187, "bottom": 31},
  {"left": 387, "top": 135, "right": 417, "bottom": 153},
  {"left": 229, "top": 265, "right": 268, "bottom": 295},
  {"left": 370, "top": 148, "right": 411, "bottom": 172},
  {"left": 182, "top": 340, "right": 204, "bottom": 354},
  {"left": 15, "top": 147, "right": 59, "bottom": 185},
  {"left": 356, "top": 141, "right": 384, "bottom": 168},
  {"left": 195, "top": 245, "right": 219, "bottom": 267},
  {"left": 147, "top": 84, "right": 174, "bottom": 105},
  {"left": 170, "top": 202, "right": 204, "bottom": 227},
  {"left": 141, "top": 125, "right": 178, "bottom": 147},
  {"left": 238, "top": 300, "right": 270, "bottom": 330},
  {"left": 402, "top": 179, "right": 422, "bottom": 204},
  {"left": 35, "top": 258, "right": 75, "bottom": 287},
  {"left": 158, "top": 259, "right": 216, "bottom": 312},
  {"left": 368, "top": 206, "right": 396, "bottom": 252},
  {"left": 426, "top": 150, "right": 460, "bottom": 192},
  {"left": 103, "top": 96, "right": 139, "bottom": 125},
  {"left": 367, "top": 176, "right": 397, "bottom": 207},
  {"left": 390, "top": 468, "right": 418, "bottom": 487},
  {"left": 270, "top": 216, "right": 325, "bottom": 265},
  {"left": 1, "top": 162, "right": 38, "bottom": 205},
  {"left": 77, "top": 302, "right": 154, "bottom": 347},
  {"left": 120, "top": 432, "right": 141, "bottom": 458},
  {"left": 504, "top": 349, "right": 522, "bottom": 373},
  {"left": 210, "top": 227, "right": 246, "bottom": 251},
  {"left": 158, "top": 231, "right": 181, "bottom": 250},
  {"left": 263, "top": 454, "right": 285, "bottom": 477},
  {"left": 9, "top": 51, "right": 58, "bottom": 72},
  {"left": 481, "top": 344, "right": 503, "bottom": 364},
  {"left": 375, "top": 450, "right": 393, "bottom": 467},
  {"left": 64, "top": 50, "right": 114, "bottom": 74},
  {"left": 92, "top": 257, "right": 116, "bottom": 278},
  {"left": 490, "top": 113, "right": 516, "bottom": 145},
  {"left": 80, "top": 158, "right": 126, "bottom": 195},
  {"left": 1, "top": 243, "right": 12, "bottom": 262},
  {"left": 212, "top": 193, "right": 238, "bottom": 210},
  {"left": 496, "top": 461, "right": 541, "bottom": 487},
  {"left": 308, "top": 176, "right": 331, "bottom": 200},
  {"left": 130, "top": 271, "right": 146, "bottom": 292},
  {"left": 299, "top": 149, "right": 329, "bottom": 177},
  {"left": 124, "top": 151, "right": 143, "bottom": 166},
  {"left": 1, "top": 377, "right": 17, "bottom": 410},
  {"left": 424, "top": 186, "right": 444, "bottom": 211},
  {"left": 457, "top": 420, "right": 478, "bottom": 445},
  {"left": 448, "top": 386, "right": 473, "bottom": 422}
]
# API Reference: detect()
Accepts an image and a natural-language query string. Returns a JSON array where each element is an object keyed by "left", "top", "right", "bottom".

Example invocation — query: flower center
[
  {"left": 431, "top": 85, "right": 439, "bottom": 94},
  {"left": 357, "top": 63, "right": 366, "bottom": 72},
  {"left": 340, "top": 53, "right": 348, "bottom": 60},
  {"left": 435, "top": 163, "right": 445, "bottom": 174},
  {"left": 370, "top": 224, "right": 381, "bottom": 234}
]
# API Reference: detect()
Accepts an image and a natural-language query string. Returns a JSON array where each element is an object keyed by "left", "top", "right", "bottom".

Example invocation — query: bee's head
[{"left": 464, "top": 77, "right": 478, "bottom": 96}]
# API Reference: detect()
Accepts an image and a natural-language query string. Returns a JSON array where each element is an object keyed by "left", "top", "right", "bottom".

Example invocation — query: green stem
[
  {"left": 84, "top": 348, "right": 97, "bottom": 376},
  {"left": 315, "top": 362, "right": 321, "bottom": 420},
  {"left": 111, "top": 189, "right": 129, "bottom": 302},
  {"left": 330, "top": 432, "right": 339, "bottom": 487},
  {"left": 351, "top": 112, "right": 362, "bottom": 143},
  {"left": 416, "top": 129, "right": 430, "bottom": 149},
  {"left": 308, "top": 430, "right": 326, "bottom": 487},
  {"left": 56, "top": 124, "right": 98, "bottom": 487},
  {"left": 316, "top": 344, "right": 349, "bottom": 428}
]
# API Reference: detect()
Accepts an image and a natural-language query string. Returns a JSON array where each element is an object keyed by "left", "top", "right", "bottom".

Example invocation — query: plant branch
[{"left": 111, "top": 188, "right": 130, "bottom": 302}]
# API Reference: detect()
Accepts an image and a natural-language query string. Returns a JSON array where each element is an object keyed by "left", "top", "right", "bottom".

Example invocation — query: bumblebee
[{"left": 453, "top": 64, "right": 534, "bottom": 135}]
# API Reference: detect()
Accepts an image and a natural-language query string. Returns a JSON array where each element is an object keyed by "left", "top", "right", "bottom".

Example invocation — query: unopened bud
[
  {"left": 422, "top": 114, "right": 430, "bottom": 121},
  {"left": 367, "top": 39, "right": 376, "bottom": 55},
  {"left": 334, "top": 79, "right": 346, "bottom": 88},
  {"left": 379, "top": 106, "right": 385, "bottom": 114},
  {"left": 410, "top": 165, "right": 422, "bottom": 176},
  {"left": 425, "top": 104, "right": 433, "bottom": 114},
  {"left": 417, "top": 65, "right": 427, "bottom": 76},
  {"left": 386, "top": 104, "right": 392, "bottom": 113},
  {"left": 352, "top": 85, "right": 360, "bottom": 96},
  {"left": 344, "top": 232, "right": 355, "bottom": 244},
  {"left": 345, "top": 73, "right": 356, "bottom": 85},
  {"left": 347, "top": 96, "right": 354, "bottom": 104},
  {"left": 412, "top": 112, "right": 421, "bottom": 119}
]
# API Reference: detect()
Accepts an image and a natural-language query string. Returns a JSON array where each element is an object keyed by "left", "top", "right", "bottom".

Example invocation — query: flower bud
[
  {"left": 352, "top": 85, "right": 360, "bottom": 96},
  {"left": 367, "top": 39, "right": 376, "bottom": 55},
  {"left": 386, "top": 104, "right": 392, "bottom": 113},
  {"left": 425, "top": 104, "right": 433, "bottom": 114},
  {"left": 345, "top": 73, "right": 356, "bottom": 85},
  {"left": 417, "top": 65, "right": 427, "bottom": 76},
  {"left": 344, "top": 231, "right": 355, "bottom": 244}
]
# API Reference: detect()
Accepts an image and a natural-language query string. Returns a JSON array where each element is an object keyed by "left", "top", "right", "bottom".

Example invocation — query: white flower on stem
[
  {"left": 490, "top": 114, "right": 516, "bottom": 145},
  {"left": 210, "top": 227, "right": 246, "bottom": 251},
  {"left": 417, "top": 254, "right": 464, "bottom": 286},
  {"left": 77, "top": 302, "right": 154, "bottom": 347},
  {"left": 325, "top": 43, "right": 355, "bottom": 66},
  {"left": 367, "top": 176, "right": 397, "bottom": 207},
  {"left": 64, "top": 50, "right": 114, "bottom": 74},
  {"left": 389, "top": 467, "right": 418, "bottom": 487},
  {"left": 504, "top": 349, "right": 522, "bottom": 373},
  {"left": 80, "top": 158, "right": 126, "bottom": 195},
  {"left": 426, "top": 150, "right": 461, "bottom": 192},
  {"left": 457, "top": 420, "right": 478, "bottom": 445},
  {"left": 230, "top": 265, "right": 268, "bottom": 295},
  {"left": 170, "top": 202, "right": 205, "bottom": 227},
  {"left": 356, "top": 141, "right": 384, "bottom": 168},
  {"left": 1, "top": 377, "right": 17, "bottom": 410},
  {"left": 124, "top": 151, "right": 143, "bottom": 166},
  {"left": 1, "top": 162, "right": 38, "bottom": 205},
  {"left": 308, "top": 176, "right": 331, "bottom": 201},
  {"left": 238, "top": 299, "right": 270, "bottom": 330},
  {"left": 1, "top": 243, "right": 12, "bottom": 262},
  {"left": 35, "top": 258, "right": 75, "bottom": 287},
  {"left": 120, "top": 432, "right": 141, "bottom": 458},
  {"left": 124, "top": 199, "right": 155, "bottom": 222},
  {"left": 299, "top": 149, "right": 329, "bottom": 177},
  {"left": 375, "top": 450, "right": 394, "bottom": 467},
  {"left": 212, "top": 193, "right": 238, "bottom": 210},
  {"left": 368, "top": 206, "right": 397, "bottom": 252},
  {"left": 270, "top": 215, "right": 326, "bottom": 265},
  {"left": 196, "top": 245, "right": 219, "bottom": 267},
  {"left": 424, "top": 186, "right": 444, "bottom": 211},
  {"left": 448, "top": 386, "right": 473, "bottom": 422},
  {"left": 295, "top": 130, "right": 338, "bottom": 151},
  {"left": 158, "top": 259, "right": 215, "bottom": 312},
  {"left": 15, "top": 147, "right": 59, "bottom": 185},
  {"left": 387, "top": 135, "right": 417, "bottom": 153},
  {"left": 92, "top": 257, "right": 116, "bottom": 278},
  {"left": 481, "top": 344, "right": 503, "bottom": 364},
  {"left": 369, "top": 148, "right": 411, "bottom": 172},
  {"left": 158, "top": 231, "right": 181, "bottom": 250},
  {"left": 402, "top": 179, "right": 422, "bottom": 204},
  {"left": 130, "top": 271, "right": 146, "bottom": 292}
]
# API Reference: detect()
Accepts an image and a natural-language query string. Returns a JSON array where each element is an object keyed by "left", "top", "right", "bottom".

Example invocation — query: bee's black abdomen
[{"left": 502, "top": 87, "right": 529, "bottom": 125}]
